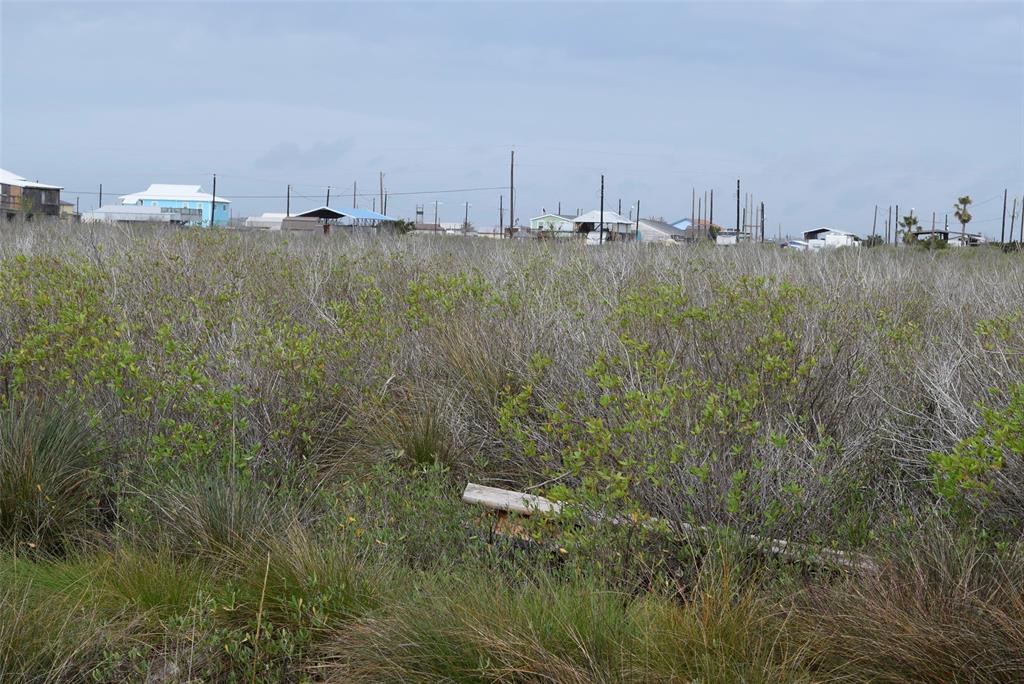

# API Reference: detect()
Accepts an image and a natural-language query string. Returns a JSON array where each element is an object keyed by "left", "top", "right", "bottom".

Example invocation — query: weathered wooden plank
[
  {"left": 462, "top": 482, "right": 562, "bottom": 516},
  {"left": 461, "top": 482, "right": 876, "bottom": 572}
]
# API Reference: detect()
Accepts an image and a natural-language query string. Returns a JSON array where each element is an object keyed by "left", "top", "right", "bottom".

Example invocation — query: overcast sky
[{"left": 2, "top": 1, "right": 1022, "bottom": 237}]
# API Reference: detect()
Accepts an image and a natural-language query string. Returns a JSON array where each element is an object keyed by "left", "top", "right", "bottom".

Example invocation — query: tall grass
[{"left": 0, "top": 401, "right": 99, "bottom": 552}]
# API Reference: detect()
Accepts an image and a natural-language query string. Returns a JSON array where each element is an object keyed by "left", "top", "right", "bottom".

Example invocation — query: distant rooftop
[
  {"left": 0, "top": 167, "right": 62, "bottom": 190},
  {"left": 293, "top": 206, "right": 396, "bottom": 222},
  {"left": 120, "top": 184, "right": 231, "bottom": 204}
]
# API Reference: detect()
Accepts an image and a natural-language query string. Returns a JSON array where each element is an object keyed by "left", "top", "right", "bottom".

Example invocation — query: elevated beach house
[
  {"left": 120, "top": 184, "right": 230, "bottom": 226},
  {"left": 1, "top": 168, "right": 62, "bottom": 221}
]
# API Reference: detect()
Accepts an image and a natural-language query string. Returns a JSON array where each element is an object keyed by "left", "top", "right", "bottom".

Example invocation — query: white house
[
  {"left": 715, "top": 230, "right": 740, "bottom": 246},
  {"left": 572, "top": 210, "right": 634, "bottom": 241},
  {"left": 802, "top": 227, "right": 860, "bottom": 250},
  {"left": 120, "top": 184, "right": 230, "bottom": 226},
  {"left": 530, "top": 213, "right": 575, "bottom": 234},
  {"left": 636, "top": 218, "right": 686, "bottom": 243},
  {"left": 244, "top": 212, "right": 287, "bottom": 230}
]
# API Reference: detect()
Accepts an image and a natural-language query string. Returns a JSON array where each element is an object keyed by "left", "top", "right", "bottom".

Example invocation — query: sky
[{"left": 2, "top": 0, "right": 1023, "bottom": 238}]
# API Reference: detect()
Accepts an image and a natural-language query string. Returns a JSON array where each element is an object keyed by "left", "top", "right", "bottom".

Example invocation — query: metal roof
[
  {"left": 572, "top": 210, "right": 632, "bottom": 225},
  {"left": 120, "top": 183, "right": 231, "bottom": 204},
  {"left": 638, "top": 218, "right": 686, "bottom": 235},
  {"left": 294, "top": 206, "right": 396, "bottom": 221},
  {"left": 0, "top": 168, "right": 62, "bottom": 190}
]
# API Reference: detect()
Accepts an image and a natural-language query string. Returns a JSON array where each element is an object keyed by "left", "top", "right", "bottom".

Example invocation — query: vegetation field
[{"left": 1, "top": 222, "right": 1022, "bottom": 683}]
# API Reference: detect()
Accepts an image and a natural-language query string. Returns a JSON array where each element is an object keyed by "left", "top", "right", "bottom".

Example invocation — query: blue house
[{"left": 119, "top": 184, "right": 230, "bottom": 226}]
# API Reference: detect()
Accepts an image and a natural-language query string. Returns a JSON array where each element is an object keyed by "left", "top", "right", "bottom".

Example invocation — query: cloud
[{"left": 253, "top": 139, "right": 355, "bottom": 171}]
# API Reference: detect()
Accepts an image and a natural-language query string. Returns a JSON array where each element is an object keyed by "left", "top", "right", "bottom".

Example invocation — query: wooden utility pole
[
  {"left": 372, "top": 198, "right": 376, "bottom": 212},
  {"left": 599, "top": 174, "right": 605, "bottom": 245},
  {"left": 736, "top": 179, "right": 741, "bottom": 235},
  {"left": 434, "top": 200, "right": 440, "bottom": 234},
  {"left": 1007, "top": 197, "right": 1015, "bottom": 242},
  {"left": 509, "top": 150, "right": 515, "bottom": 235},
  {"left": 894, "top": 204, "right": 899, "bottom": 244},
  {"left": 1001, "top": 189, "right": 1008, "bottom": 243},
  {"left": 325, "top": 186, "right": 331, "bottom": 207},
  {"left": 463, "top": 202, "right": 469, "bottom": 234},
  {"left": 618, "top": 198, "right": 622, "bottom": 215},
  {"left": 210, "top": 174, "right": 216, "bottom": 226},
  {"left": 887, "top": 205, "right": 891, "bottom": 243},
  {"left": 697, "top": 196, "right": 702, "bottom": 230},
  {"left": 353, "top": 182, "right": 356, "bottom": 208},
  {"left": 98, "top": 183, "right": 103, "bottom": 208},
  {"left": 379, "top": 172, "right": 384, "bottom": 213},
  {"left": 760, "top": 202, "right": 765, "bottom": 242},
  {"left": 383, "top": 192, "right": 388, "bottom": 216},
  {"left": 634, "top": 199, "right": 640, "bottom": 241},
  {"left": 558, "top": 201, "right": 561, "bottom": 215},
  {"left": 75, "top": 196, "right": 79, "bottom": 214},
  {"left": 691, "top": 187, "right": 696, "bottom": 226},
  {"left": 709, "top": 189, "right": 714, "bottom": 234},
  {"left": 872, "top": 205, "right": 878, "bottom": 239},
  {"left": 499, "top": 194, "right": 504, "bottom": 234}
]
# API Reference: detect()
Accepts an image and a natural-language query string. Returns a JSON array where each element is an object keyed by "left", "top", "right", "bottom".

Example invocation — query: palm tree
[
  {"left": 899, "top": 213, "right": 920, "bottom": 245},
  {"left": 953, "top": 196, "right": 973, "bottom": 243}
]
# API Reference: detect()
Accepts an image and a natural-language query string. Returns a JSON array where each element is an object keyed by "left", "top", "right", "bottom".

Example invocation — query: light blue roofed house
[{"left": 119, "top": 184, "right": 230, "bottom": 226}]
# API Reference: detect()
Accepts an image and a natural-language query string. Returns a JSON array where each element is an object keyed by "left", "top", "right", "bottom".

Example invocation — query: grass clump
[
  {"left": 0, "top": 401, "right": 100, "bottom": 553},
  {"left": 326, "top": 558, "right": 810, "bottom": 683}
]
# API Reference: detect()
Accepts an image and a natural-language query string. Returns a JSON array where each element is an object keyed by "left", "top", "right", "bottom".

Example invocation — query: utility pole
[
  {"left": 557, "top": 201, "right": 561, "bottom": 215},
  {"left": 372, "top": 198, "right": 376, "bottom": 213},
  {"left": 499, "top": 194, "right": 504, "bottom": 234},
  {"left": 434, "top": 200, "right": 439, "bottom": 234},
  {"left": 379, "top": 172, "right": 384, "bottom": 213},
  {"left": 353, "top": 181, "right": 357, "bottom": 208},
  {"left": 691, "top": 187, "right": 695, "bottom": 226},
  {"left": 736, "top": 179, "right": 741, "bottom": 235},
  {"left": 760, "top": 202, "right": 765, "bottom": 242},
  {"left": 1007, "top": 197, "right": 1015, "bottom": 242},
  {"left": 383, "top": 192, "right": 388, "bottom": 216},
  {"left": 75, "top": 196, "right": 79, "bottom": 215},
  {"left": 887, "top": 205, "right": 891, "bottom": 244},
  {"left": 634, "top": 199, "right": 640, "bottom": 241},
  {"left": 463, "top": 201, "right": 469, "bottom": 234},
  {"left": 872, "top": 205, "right": 878, "bottom": 239},
  {"left": 599, "top": 174, "right": 605, "bottom": 245},
  {"left": 210, "top": 174, "right": 216, "bottom": 227},
  {"left": 894, "top": 204, "right": 899, "bottom": 244},
  {"left": 618, "top": 198, "right": 621, "bottom": 215},
  {"left": 325, "top": 186, "right": 331, "bottom": 207},
  {"left": 286, "top": 184, "right": 291, "bottom": 217},
  {"left": 99, "top": 183, "right": 103, "bottom": 208},
  {"left": 1001, "top": 189, "right": 1008, "bottom": 244},
  {"left": 709, "top": 189, "right": 714, "bottom": 234},
  {"left": 509, "top": 150, "right": 515, "bottom": 236}
]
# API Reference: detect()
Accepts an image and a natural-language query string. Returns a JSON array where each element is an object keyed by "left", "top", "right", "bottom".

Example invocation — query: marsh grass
[
  {"left": 0, "top": 401, "right": 100, "bottom": 553},
  {"left": 0, "top": 222, "right": 1022, "bottom": 681}
]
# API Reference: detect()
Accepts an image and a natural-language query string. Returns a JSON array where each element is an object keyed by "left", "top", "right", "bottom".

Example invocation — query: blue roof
[{"left": 344, "top": 207, "right": 396, "bottom": 221}]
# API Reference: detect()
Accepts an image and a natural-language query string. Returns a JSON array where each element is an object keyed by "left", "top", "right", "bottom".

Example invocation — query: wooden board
[{"left": 461, "top": 481, "right": 876, "bottom": 572}]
